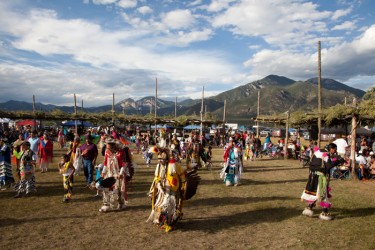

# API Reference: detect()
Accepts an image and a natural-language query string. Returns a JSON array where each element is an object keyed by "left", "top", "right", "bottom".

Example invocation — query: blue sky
[{"left": 0, "top": 0, "right": 374, "bottom": 107}]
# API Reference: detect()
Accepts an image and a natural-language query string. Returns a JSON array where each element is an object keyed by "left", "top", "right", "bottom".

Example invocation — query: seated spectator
[
  {"left": 366, "top": 151, "right": 373, "bottom": 168},
  {"left": 333, "top": 135, "right": 349, "bottom": 158},
  {"left": 287, "top": 139, "right": 296, "bottom": 159},
  {"left": 360, "top": 136, "right": 368, "bottom": 152},
  {"left": 356, "top": 150, "right": 368, "bottom": 179},
  {"left": 369, "top": 155, "right": 375, "bottom": 177}
]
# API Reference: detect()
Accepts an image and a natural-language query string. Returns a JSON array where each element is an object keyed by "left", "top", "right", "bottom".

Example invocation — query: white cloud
[
  {"left": 244, "top": 49, "right": 315, "bottom": 80},
  {"left": 156, "top": 28, "right": 214, "bottom": 47},
  {"left": 0, "top": 4, "right": 241, "bottom": 105},
  {"left": 161, "top": 9, "right": 195, "bottom": 30},
  {"left": 332, "top": 20, "right": 356, "bottom": 30},
  {"left": 91, "top": 0, "right": 137, "bottom": 8},
  {"left": 137, "top": 6, "right": 153, "bottom": 15},
  {"left": 249, "top": 44, "right": 261, "bottom": 50},
  {"left": 243, "top": 24, "right": 375, "bottom": 86},
  {"left": 120, "top": 10, "right": 212, "bottom": 47},
  {"left": 332, "top": 7, "right": 352, "bottom": 20},
  {"left": 92, "top": 0, "right": 117, "bottom": 5},
  {"left": 344, "top": 76, "right": 375, "bottom": 92},
  {"left": 188, "top": 0, "right": 203, "bottom": 7},
  {"left": 117, "top": 0, "right": 137, "bottom": 9},
  {"left": 211, "top": 0, "right": 333, "bottom": 49},
  {"left": 0, "top": 0, "right": 373, "bottom": 107},
  {"left": 207, "top": 0, "right": 233, "bottom": 12}
]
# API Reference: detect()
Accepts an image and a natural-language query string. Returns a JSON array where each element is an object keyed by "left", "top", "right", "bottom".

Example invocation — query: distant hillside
[
  {"left": 0, "top": 75, "right": 367, "bottom": 125},
  {"left": 209, "top": 75, "right": 365, "bottom": 119},
  {"left": 211, "top": 75, "right": 295, "bottom": 103},
  {"left": 306, "top": 78, "right": 365, "bottom": 98}
]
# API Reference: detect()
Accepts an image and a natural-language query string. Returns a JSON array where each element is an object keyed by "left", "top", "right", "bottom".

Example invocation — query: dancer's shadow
[
  {"left": 186, "top": 196, "right": 294, "bottom": 207},
  {"left": 333, "top": 207, "right": 375, "bottom": 219},
  {"left": 0, "top": 215, "right": 91, "bottom": 228},
  {"left": 178, "top": 207, "right": 300, "bottom": 233}
]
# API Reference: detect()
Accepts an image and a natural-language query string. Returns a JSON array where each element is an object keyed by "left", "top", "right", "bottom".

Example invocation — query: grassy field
[{"left": 1, "top": 145, "right": 374, "bottom": 250}]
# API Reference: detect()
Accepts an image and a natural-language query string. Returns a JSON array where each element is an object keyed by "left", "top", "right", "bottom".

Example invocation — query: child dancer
[
  {"left": 90, "top": 163, "right": 104, "bottom": 197},
  {"left": 58, "top": 154, "right": 75, "bottom": 203},
  {"left": 14, "top": 141, "right": 36, "bottom": 198},
  {"left": 142, "top": 141, "right": 153, "bottom": 167}
]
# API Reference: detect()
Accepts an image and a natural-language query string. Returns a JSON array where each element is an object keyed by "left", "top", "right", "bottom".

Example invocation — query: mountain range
[{"left": 0, "top": 75, "right": 365, "bottom": 124}]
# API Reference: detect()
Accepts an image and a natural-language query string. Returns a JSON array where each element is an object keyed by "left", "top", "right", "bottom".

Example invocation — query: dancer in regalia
[
  {"left": 186, "top": 142, "right": 202, "bottom": 170},
  {"left": 0, "top": 138, "right": 14, "bottom": 190},
  {"left": 99, "top": 138, "right": 127, "bottom": 212},
  {"left": 221, "top": 137, "right": 242, "bottom": 186},
  {"left": 14, "top": 141, "right": 37, "bottom": 197},
  {"left": 301, "top": 143, "right": 345, "bottom": 220},
  {"left": 58, "top": 154, "right": 75, "bottom": 202},
  {"left": 147, "top": 148, "right": 199, "bottom": 232},
  {"left": 38, "top": 132, "right": 53, "bottom": 173}
]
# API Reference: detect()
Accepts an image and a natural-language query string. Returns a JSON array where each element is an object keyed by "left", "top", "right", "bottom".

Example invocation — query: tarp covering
[
  {"left": 62, "top": 120, "right": 93, "bottom": 127},
  {"left": 183, "top": 124, "right": 201, "bottom": 130},
  {"left": 0, "top": 118, "right": 11, "bottom": 123},
  {"left": 16, "top": 120, "right": 39, "bottom": 127},
  {"left": 150, "top": 124, "right": 174, "bottom": 129}
]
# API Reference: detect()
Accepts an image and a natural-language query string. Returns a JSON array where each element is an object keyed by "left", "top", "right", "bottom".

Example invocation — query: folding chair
[{"left": 331, "top": 166, "right": 350, "bottom": 180}]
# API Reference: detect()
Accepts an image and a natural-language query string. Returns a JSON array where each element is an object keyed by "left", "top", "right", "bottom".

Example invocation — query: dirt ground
[{"left": 1, "top": 145, "right": 374, "bottom": 250}]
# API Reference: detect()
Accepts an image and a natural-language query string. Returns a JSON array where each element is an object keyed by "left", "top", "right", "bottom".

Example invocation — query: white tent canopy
[
  {"left": 0, "top": 118, "right": 11, "bottom": 123},
  {"left": 0, "top": 118, "right": 15, "bottom": 127}
]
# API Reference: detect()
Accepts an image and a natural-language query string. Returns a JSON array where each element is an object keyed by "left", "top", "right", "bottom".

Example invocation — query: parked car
[
  {"left": 289, "top": 128, "right": 298, "bottom": 136},
  {"left": 260, "top": 129, "right": 272, "bottom": 137},
  {"left": 303, "top": 131, "right": 310, "bottom": 140},
  {"left": 271, "top": 128, "right": 286, "bottom": 137}
]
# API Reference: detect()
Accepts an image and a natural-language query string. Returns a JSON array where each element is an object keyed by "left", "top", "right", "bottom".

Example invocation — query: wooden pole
[
  {"left": 256, "top": 91, "right": 260, "bottom": 138},
  {"left": 74, "top": 93, "right": 77, "bottom": 134},
  {"left": 317, "top": 41, "right": 322, "bottom": 148},
  {"left": 175, "top": 96, "right": 177, "bottom": 118},
  {"left": 223, "top": 99, "right": 226, "bottom": 133},
  {"left": 155, "top": 77, "right": 157, "bottom": 136},
  {"left": 284, "top": 110, "right": 290, "bottom": 160},
  {"left": 223, "top": 100, "right": 226, "bottom": 123},
  {"left": 150, "top": 99, "right": 152, "bottom": 114},
  {"left": 32, "top": 95, "right": 36, "bottom": 130},
  {"left": 112, "top": 93, "right": 115, "bottom": 125},
  {"left": 81, "top": 100, "right": 83, "bottom": 111},
  {"left": 350, "top": 98, "right": 358, "bottom": 179},
  {"left": 200, "top": 86, "right": 204, "bottom": 144}
]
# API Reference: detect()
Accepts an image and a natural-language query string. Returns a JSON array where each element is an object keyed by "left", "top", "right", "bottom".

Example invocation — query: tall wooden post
[
  {"left": 175, "top": 96, "right": 177, "bottom": 118},
  {"left": 74, "top": 94, "right": 77, "bottom": 134},
  {"left": 155, "top": 77, "right": 158, "bottom": 136},
  {"left": 223, "top": 99, "right": 227, "bottom": 133},
  {"left": 284, "top": 111, "right": 290, "bottom": 160},
  {"left": 200, "top": 86, "right": 204, "bottom": 144},
  {"left": 256, "top": 91, "right": 260, "bottom": 137},
  {"left": 122, "top": 104, "right": 125, "bottom": 116},
  {"left": 111, "top": 93, "right": 115, "bottom": 125},
  {"left": 32, "top": 95, "right": 36, "bottom": 130},
  {"left": 350, "top": 98, "right": 358, "bottom": 179},
  {"left": 317, "top": 41, "right": 322, "bottom": 147}
]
